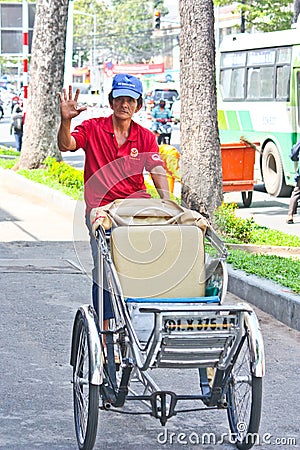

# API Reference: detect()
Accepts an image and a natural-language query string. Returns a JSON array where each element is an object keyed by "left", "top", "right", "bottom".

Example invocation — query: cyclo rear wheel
[
  {"left": 226, "top": 328, "right": 262, "bottom": 450},
  {"left": 72, "top": 314, "right": 99, "bottom": 450}
]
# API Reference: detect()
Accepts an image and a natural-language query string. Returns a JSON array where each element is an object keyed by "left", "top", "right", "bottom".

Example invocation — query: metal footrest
[
  {"left": 156, "top": 332, "right": 235, "bottom": 368},
  {"left": 134, "top": 305, "right": 249, "bottom": 370}
]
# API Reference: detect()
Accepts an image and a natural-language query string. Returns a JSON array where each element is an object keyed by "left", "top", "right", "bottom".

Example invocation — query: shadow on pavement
[{"left": 0, "top": 207, "right": 19, "bottom": 222}]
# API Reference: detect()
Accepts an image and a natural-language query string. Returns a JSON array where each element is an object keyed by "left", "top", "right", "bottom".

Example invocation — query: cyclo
[{"left": 70, "top": 198, "right": 265, "bottom": 450}]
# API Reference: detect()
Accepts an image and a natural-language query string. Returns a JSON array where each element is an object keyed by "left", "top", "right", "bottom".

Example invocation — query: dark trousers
[
  {"left": 85, "top": 216, "right": 114, "bottom": 320},
  {"left": 288, "top": 178, "right": 300, "bottom": 216},
  {"left": 14, "top": 133, "right": 23, "bottom": 152}
]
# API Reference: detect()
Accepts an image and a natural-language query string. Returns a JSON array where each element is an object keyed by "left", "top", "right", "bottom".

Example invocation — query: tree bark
[
  {"left": 294, "top": 0, "right": 300, "bottom": 23},
  {"left": 179, "top": 0, "right": 223, "bottom": 219},
  {"left": 17, "top": 0, "right": 69, "bottom": 169}
]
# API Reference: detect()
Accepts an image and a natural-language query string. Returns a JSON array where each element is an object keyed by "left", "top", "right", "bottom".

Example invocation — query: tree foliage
[
  {"left": 214, "top": 0, "right": 294, "bottom": 32},
  {"left": 73, "top": 0, "right": 168, "bottom": 64}
]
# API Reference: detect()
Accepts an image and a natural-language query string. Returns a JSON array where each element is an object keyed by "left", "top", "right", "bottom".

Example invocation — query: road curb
[
  {"left": 0, "top": 167, "right": 78, "bottom": 218},
  {"left": 228, "top": 266, "right": 300, "bottom": 331}
]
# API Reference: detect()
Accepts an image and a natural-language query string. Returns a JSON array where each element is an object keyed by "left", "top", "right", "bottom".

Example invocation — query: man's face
[{"left": 112, "top": 96, "right": 140, "bottom": 119}]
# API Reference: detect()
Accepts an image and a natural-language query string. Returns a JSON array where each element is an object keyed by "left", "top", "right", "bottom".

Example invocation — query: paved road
[
  {"left": 0, "top": 115, "right": 15, "bottom": 148},
  {"left": 0, "top": 179, "right": 299, "bottom": 450},
  {"left": 224, "top": 188, "right": 299, "bottom": 237}
]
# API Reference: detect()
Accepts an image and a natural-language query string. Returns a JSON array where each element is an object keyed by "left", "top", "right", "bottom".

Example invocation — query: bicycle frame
[
  {"left": 70, "top": 198, "right": 265, "bottom": 450},
  {"left": 72, "top": 223, "right": 264, "bottom": 387}
]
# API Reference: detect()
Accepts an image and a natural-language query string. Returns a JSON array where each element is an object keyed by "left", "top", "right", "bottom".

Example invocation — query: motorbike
[{"left": 155, "top": 118, "right": 172, "bottom": 145}]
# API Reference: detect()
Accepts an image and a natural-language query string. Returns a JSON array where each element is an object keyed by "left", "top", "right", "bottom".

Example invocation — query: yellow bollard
[
  {"left": 167, "top": 175, "right": 175, "bottom": 194},
  {"left": 158, "top": 144, "right": 181, "bottom": 194}
]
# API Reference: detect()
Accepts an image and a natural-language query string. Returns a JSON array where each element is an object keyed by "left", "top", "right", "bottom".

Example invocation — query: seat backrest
[{"left": 111, "top": 225, "right": 205, "bottom": 299}]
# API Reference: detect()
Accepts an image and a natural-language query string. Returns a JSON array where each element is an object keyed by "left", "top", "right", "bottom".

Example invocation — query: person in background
[
  {"left": 57, "top": 73, "right": 170, "bottom": 326},
  {"left": 286, "top": 141, "right": 300, "bottom": 224},
  {"left": 286, "top": 169, "right": 300, "bottom": 224},
  {"left": 11, "top": 94, "right": 20, "bottom": 113},
  {"left": 10, "top": 101, "right": 24, "bottom": 152},
  {"left": 151, "top": 99, "right": 172, "bottom": 136}
]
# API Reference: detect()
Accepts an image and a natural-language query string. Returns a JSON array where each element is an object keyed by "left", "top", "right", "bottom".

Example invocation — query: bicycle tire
[
  {"left": 226, "top": 330, "right": 263, "bottom": 450},
  {"left": 72, "top": 314, "right": 99, "bottom": 450}
]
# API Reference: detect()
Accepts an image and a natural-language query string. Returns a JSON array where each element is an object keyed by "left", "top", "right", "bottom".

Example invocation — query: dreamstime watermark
[{"left": 157, "top": 425, "right": 298, "bottom": 446}]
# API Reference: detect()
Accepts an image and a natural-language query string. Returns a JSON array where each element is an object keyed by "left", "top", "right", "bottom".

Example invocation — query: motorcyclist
[{"left": 151, "top": 99, "right": 172, "bottom": 138}]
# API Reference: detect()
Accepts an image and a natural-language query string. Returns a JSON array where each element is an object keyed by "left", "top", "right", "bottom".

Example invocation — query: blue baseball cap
[{"left": 112, "top": 74, "right": 143, "bottom": 99}]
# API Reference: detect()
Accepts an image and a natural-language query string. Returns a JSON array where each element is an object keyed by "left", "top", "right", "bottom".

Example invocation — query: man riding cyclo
[{"left": 57, "top": 73, "right": 170, "bottom": 328}]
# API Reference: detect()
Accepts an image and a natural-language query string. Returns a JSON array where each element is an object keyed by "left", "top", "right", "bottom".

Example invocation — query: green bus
[{"left": 217, "top": 27, "right": 300, "bottom": 196}]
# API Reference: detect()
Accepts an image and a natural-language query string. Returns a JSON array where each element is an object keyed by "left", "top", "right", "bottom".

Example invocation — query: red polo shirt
[{"left": 71, "top": 115, "right": 164, "bottom": 210}]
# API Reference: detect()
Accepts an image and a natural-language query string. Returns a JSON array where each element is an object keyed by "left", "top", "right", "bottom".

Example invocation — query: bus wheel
[{"left": 261, "top": 142, "right": 287, "bottom": 197}]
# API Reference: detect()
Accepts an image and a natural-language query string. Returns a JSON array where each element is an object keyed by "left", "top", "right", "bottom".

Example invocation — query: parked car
[
  {"left": 171, "top": 98, "right": 181, "bottom": 123},
  {"left": 152, "top": 88, "right": 179, "bottom": 110}
]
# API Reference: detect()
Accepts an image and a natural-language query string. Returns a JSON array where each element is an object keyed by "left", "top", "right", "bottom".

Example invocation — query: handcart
[
  {"left": 70, "top": 198, "right": 264, "bottom": 450},
  {"left": 221, "top": 141, "right": 258, "bottom": 207}
]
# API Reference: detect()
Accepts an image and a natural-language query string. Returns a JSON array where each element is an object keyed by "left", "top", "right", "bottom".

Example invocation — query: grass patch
[
  {"left": 0, "top": 158, "right": 17, "bottom": 169},
  {"left": 18, "top": 167, "right": 84, "bottom": 200},
  {"left": 228, "top": 249, "right": 300, "bottom": 294},
  {"left": 214, "top": 202, "right": 300, "bottom": 294},
  {"left": 214, "top": 202, "right": 300, "bottom": 247},
  {"left": 0, "top": 148, "right": 20, "bottom": 157}
]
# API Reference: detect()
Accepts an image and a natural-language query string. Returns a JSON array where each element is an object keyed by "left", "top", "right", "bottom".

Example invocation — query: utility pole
[
  {"left": 240, "top": 0, "right": 246, "bottom": 33},
  {"left": 22, "top": 0, "right": 28, "bottom": 113}
]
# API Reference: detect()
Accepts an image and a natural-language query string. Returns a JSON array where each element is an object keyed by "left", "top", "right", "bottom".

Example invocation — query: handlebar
[{"left": 156, "top": 118, "right": 172, "bottom": 123}]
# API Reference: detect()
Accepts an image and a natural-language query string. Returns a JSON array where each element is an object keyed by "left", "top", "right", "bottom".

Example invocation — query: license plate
[{"left": 163, "top": 315, "right": 237, "bottom": 332}]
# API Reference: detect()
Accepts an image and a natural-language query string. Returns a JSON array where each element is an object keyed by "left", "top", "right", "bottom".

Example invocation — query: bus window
[
  {"left": 247, "top": 67, "right": 273, "bottom": 100},
  {"left": 276, "top": 47, "right": 292, "bottom": 64},
  {"left": 260, "top": 66, "right": 274, "bottom": 99},
  {"left": 276, "top": 65, "right": 290, "bottom": 100},
  {"left": 247, "top": 69, "right": 260, "bottom": 99},
  {"left": 220, "top": 68, "right": 245, "bottom": 99}
]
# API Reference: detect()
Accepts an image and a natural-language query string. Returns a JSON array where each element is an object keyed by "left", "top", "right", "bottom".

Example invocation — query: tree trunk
[
  {"left": 17, "top": 0, "right": 69, "bottom": 169},
  {"left": 294, "top": 0, "right": 300, "bottom": 23},
  {"left": 179, "top": 0, "right": 223, "bottom": 219}
]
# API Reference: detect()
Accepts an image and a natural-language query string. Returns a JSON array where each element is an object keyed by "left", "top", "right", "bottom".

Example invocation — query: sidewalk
[
  {"left": 224, "top": 188, "right": 300, "bottom": 237},
  {"left": 0, "top": 167, "right": 299, "bottom": 331}
]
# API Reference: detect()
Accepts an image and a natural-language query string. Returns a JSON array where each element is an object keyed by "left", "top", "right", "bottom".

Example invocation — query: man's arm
[
  {"left": 57, "top": 119, "right": 77, "bottom": 152},
  {"left": 150, "top": 165, "right": 171, "bottom": 200},
  {"left": 57, "top": 86, "right": 87, "bottom": 152}
]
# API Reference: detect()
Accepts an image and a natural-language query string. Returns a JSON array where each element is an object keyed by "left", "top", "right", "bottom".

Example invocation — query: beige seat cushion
[{"left": 111, "top": 225, "right": 205, "bottom": 299}]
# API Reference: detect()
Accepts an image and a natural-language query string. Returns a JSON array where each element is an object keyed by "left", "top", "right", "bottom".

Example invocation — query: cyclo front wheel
[
  {"left": 72, "top": 314, "right": 99, "bottom": 450},
  {"left": 226, "top": 328, "right": 262, "bottom": 450}
]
